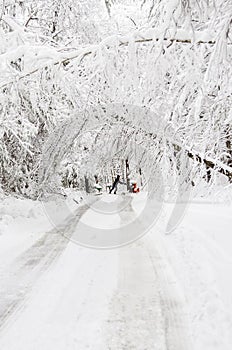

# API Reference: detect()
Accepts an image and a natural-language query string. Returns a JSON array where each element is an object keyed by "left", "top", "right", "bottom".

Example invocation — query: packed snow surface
[{"left": 0, "top": 193, "right": 231, "bottom": 350}]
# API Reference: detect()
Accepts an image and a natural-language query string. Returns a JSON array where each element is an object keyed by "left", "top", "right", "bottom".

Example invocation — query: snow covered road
[
  {"left": 0, "top": 202, "right": 90, "bottom": 331},
  {"left": 0, "top": 193, "right": 231, "bottom": 350},
  {"left": 104, "top": 236, "right": 191, "bottom": 350}
]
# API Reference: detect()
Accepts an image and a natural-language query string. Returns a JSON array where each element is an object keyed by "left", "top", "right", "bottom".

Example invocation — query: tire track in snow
[
  {"left": 146, "top": 239, "right": 192, "bottom": 350},
  {"left": 105, "top": 243, "right": 166, "bottom": 350},
  {"left": 0, "top": 202, "right": 90, "bottom": 331},
  {"left": 105, "top": 195, "right": 192, "bottom": 350}
]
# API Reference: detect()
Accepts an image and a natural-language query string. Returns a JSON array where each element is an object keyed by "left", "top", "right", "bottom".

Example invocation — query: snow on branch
[
  {"left": 104, "top": 107, "right": 232, "bottom": 183},
  {"left": 170, "top": 140, "right": 232, "bottom": 182},
  {"left": 0, "top": 24, "right": 219, "bottom": 90},
  {"left": 84, "top": 106, "right": 232, "bottom": 184}
]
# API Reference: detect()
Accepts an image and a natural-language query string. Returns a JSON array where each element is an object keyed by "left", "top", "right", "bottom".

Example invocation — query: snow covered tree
[{"left": 0, "top": 0, "right": 231, "bottom": 197}]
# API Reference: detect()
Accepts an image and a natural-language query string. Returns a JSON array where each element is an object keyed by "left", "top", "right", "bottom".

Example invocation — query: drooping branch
[
  {"left": 186, "top": 150, "right": 232, "bottom": 182},
  {"left": 0, "top": 25, "right": 219, "bottom": 90},
  {"left": 93, "top": 108, "right": 232, "bottom": 183},
  {"left": 113, "top": 115, "right": 232, "bottom": 182},
  {"left": 171, "top": 139, "right": 232, "bottom": 182}
]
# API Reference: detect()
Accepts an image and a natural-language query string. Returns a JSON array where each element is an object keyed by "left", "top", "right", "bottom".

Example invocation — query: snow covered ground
[{"left": 0, "top": 192, "right": 231, "bottom": 350}]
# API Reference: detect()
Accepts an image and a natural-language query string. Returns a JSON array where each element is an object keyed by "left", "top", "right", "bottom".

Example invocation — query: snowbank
[
  {"left": 0, "top": 190, "right": 86, "bottom": 267},
  {"left": 0, "top": 196, "right": 52, "bottom": 266}
]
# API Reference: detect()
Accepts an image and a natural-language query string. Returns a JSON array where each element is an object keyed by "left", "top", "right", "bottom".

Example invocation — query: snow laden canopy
[{"left": 0, "top": 0, "right": 231, "bottom": 197}]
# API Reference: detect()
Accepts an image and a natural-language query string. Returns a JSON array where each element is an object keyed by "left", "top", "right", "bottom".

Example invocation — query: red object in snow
[{"left": 132, "top": 183, "right": 140, "bottom": 193}]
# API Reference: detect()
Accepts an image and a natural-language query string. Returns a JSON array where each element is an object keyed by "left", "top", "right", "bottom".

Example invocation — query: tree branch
[
  {"left": 119, "top": 120, "right": 232, "bottom": 182},
  {"left": 0, "top": 28, "right": 218, "bottom": 90}
]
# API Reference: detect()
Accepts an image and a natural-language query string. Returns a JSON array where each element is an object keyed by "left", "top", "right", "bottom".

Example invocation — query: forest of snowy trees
[{"left": 0, "top": 0, "right": 231, "bottom": 198}]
